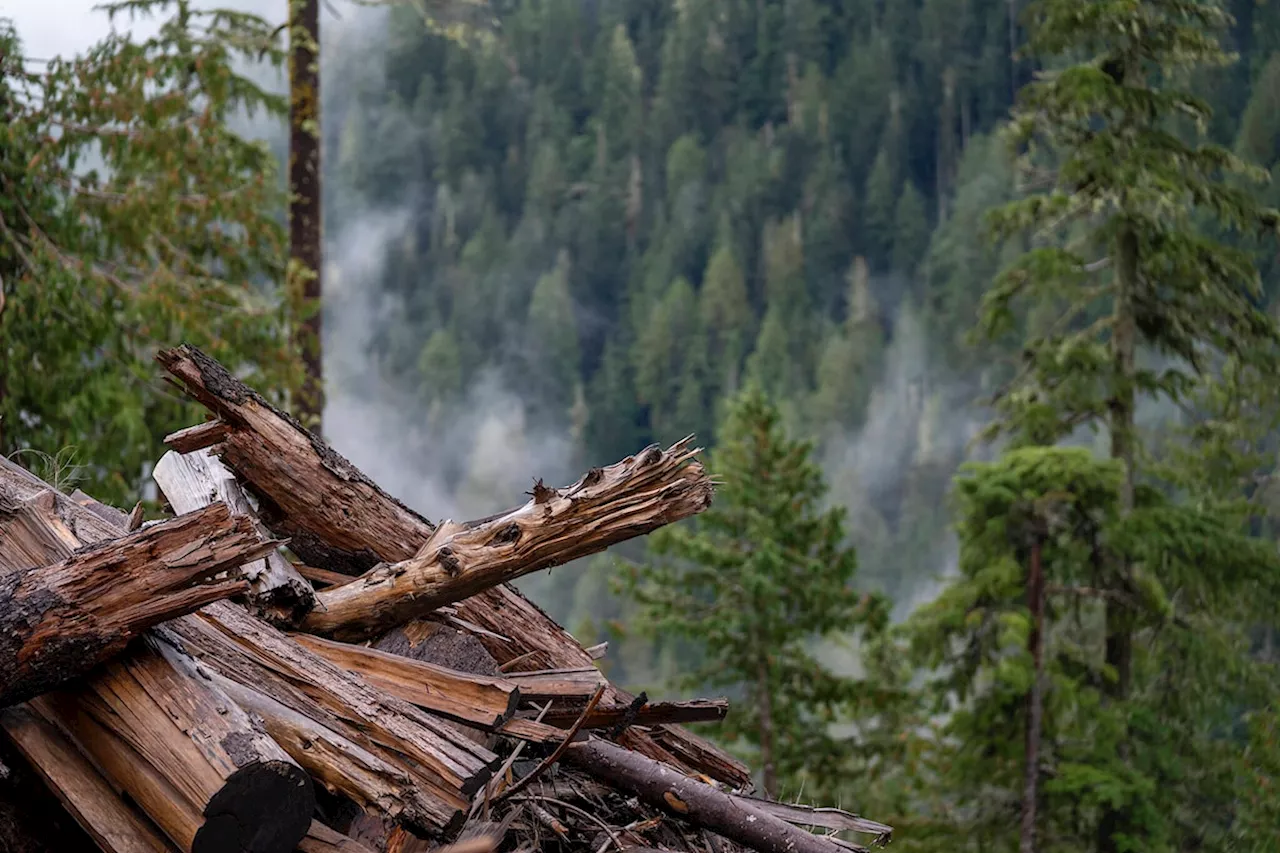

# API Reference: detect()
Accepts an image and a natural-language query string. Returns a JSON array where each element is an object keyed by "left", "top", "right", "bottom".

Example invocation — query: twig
[
  {"left": 507, "top": 795, "right": 623, "bottom": 853},
  {"left": 470, "top": 701, "right": 555, "bottom": 820},
  {"left": 493, "top": 685, "right": 606, "bottom": 804}
]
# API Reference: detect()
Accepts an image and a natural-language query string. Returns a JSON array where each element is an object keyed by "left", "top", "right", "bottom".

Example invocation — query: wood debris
[{"left": 0, "top": 344, "right": 892, "bottom": 853}]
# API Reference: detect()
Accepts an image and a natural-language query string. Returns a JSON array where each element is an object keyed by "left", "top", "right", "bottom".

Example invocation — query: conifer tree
[
  {"left": 621, "top": 385, "right": 887, "bottom": 799},
  {"left": 973, "top": 0, "right": 1280, "bottom": 847},
  {"left": 0, "top": 2, "right": 300, "bottom": 504}
]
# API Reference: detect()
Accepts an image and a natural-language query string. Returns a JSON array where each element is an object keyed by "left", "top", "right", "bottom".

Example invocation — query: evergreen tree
[
  {"left": 968, "top": 0, "right": 1280, "bottom": 847},
  {"left": 892, "top": 180, "right": 930, "bottom": 277},
  {"left": 863, "top": 146, "right": 899, "bottom": 268},
  {"left": 525, "top": 250, "right": 581, "bottom": 422},
  {"left": 0, "top": 2, "right": 300, "bottom": 505},
  {"left": 621, "top": 385, "right": 887, "bottom": 799}
]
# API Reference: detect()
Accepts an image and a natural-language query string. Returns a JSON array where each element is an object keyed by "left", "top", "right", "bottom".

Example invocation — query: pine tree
[
  {"left": 525, "top": 250, "right": 581, "bottom": 422},
  {"left": 973, "top": 1, "right": 1280, "bottom": 848},
  {"left": 621, "top": 385, "right": 887, "bottom": 799},
  {"left": 892, "top": 180, "right": 931, "bottom": 277}
]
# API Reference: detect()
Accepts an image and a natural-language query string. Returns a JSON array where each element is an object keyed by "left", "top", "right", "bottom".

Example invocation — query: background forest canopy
[{"left": 8, "top": 0, "right": 1280, "bottom": 848}]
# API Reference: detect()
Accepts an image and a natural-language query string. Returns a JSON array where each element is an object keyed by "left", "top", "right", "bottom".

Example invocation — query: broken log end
[{"left": 192, "top": 760, "right": 315, "bottom": 853}]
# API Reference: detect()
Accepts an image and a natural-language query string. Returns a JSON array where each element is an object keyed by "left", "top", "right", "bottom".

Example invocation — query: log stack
[{"left": 0, "top": 344, "right": 892, "bottom": 853}]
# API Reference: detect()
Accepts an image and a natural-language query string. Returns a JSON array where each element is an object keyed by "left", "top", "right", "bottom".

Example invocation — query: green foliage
[
  {"left": 0, "top": 1, "right": 300, "bottom": 505},
  {"left": 620, "top": 385, "right": 887, "bottom": 799}
]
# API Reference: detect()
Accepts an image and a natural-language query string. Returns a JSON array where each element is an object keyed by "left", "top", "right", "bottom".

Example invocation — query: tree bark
[
  {"left": 153, "top": 448, "right": 316, "bottom": 621},
  {"left": 289, "top": 0, "right": 323, "bottom": 430},
  {"left": 565, "top": 739, "right": 844, "bottom": 853},
  {"left": 1099, "top": 219, "right": 1140, "bottom": 853},
  {"left": 755, "top": 657, "right": 778, "bottom": 799},
  {"left": 1020, "top": 538, "right": 1045, "bottom": 853},
  {"left": 0, "top": 497, "right": 276, "bottom": 707},
  {"left": 301, "top": 441, "right": 712, "bottom": 641}
]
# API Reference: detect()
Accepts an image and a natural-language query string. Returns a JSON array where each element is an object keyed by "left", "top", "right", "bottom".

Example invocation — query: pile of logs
[{"left": 0, "top": 344, "right": 892, "bottom": 853}]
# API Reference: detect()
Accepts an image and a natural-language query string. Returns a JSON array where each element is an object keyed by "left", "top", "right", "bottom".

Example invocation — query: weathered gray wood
[{"left": 153, "top": 449, "right": 315, "bottom": 620}]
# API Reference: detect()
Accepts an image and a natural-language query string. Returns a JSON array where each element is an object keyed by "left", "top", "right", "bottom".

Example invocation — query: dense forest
[
  {"left": 6, "top": 0, "right": 1280, "bottom": 849},
  {"left": 320, "top": 0, "right": 1280, "bottom": 667}
]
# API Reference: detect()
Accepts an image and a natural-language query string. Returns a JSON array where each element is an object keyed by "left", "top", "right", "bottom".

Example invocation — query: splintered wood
[
  {"left": 0, "top": 496, "right": 276, "bottom": 708},
  {"left": 0, "top": 344, "right": 893, "bottom": 853}
]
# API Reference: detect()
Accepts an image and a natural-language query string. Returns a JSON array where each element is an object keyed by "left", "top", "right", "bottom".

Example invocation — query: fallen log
[
  {"left": 32, "top": 634, "right": 316, "bottom": 853},
  {"left": 0, "top": 454, "right": 122, "bottom": 546},
  {"left": 291, "top": 633, "right": 520, "bottom": 729},
  {"left": 1, "top": 471, "right": 315, "bottom": 853},
  {"left": 189, "top": 602, "right": 498, "bottom": 800},
  {"left": 157, "top": 344, "right": 434, "bottom": 575},
  {"left": 153, "top": 449, "right": 315, "bottom": 620},
  {"left": 0, "top": 498, "right": 276, "bottom": 707},
  {"left": 0, "top": 705, "right": 176, "bottom": 853},
  {"left": 162, "top": 615, "right": 466, "bottom": 834},
  {"left": 156, "top": 345, "right": 747, "bottom": 789},
  {"left": 565, "top": 739, "right": 843, "bottom": 853},
  {"left": 299, "top": 440, "right": 712, "bottom": 641},
  {"left": 205, "top": 669, "right": 453, "bottom": 834}
]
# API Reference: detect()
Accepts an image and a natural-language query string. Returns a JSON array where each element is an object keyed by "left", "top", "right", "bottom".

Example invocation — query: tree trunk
[
  {"left": 1099, "top": 220, "right": 1140, "bottom": 853},
  {"left": 153, "top": 449, "right": 315, "bottom": 622},
  {"left": 0, "top": 497, "right": 276, "bottom": 707},
  {"left": 755, "top": 657, "right": 778, "bottom": 799},
  {"left": 289, "top": 0, "right": 323, "bottom": 431},
  {"left": 1020, "top": 538, "right": 1045, "bottom": 853}
]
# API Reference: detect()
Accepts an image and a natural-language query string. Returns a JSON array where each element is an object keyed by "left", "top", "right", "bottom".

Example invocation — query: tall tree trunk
[
  {"left": 756, "top": 656, "right": 777, "bottom": 799},
  {"left": 289, "top": 0, "right": 323, "bottom": 431},
  {"left": 1099, "top": 220, "right": 1139, "bottom": 853},
  {"left": 1020, "top": 538, "right": 1045, "bottom": 853}
]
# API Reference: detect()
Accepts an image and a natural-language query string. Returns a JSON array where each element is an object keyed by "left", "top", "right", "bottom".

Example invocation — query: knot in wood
[
  {"left": 436, "top": 547, "right": 461, "bottom": 577},
  {"left": 637, "top": 445, "right": 662, "bottom": 467},
  {"left": 493, "top": 522, "right": 521, "bottom": 545}
]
